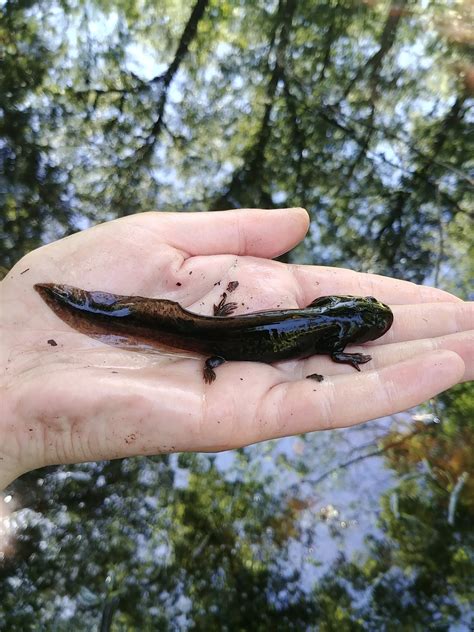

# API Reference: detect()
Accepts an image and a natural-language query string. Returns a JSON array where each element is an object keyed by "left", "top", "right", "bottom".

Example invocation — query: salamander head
[
  {"left": 308, "top": 295, "right": 393, "bottom": 343},
  {"left": 347, "top": 295, "right": 393, "bottom": 343}
]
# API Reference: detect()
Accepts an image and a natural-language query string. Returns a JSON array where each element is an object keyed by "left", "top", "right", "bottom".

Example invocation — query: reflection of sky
[{"left": 213, "top": 414, "right": 411, "bottom": 588}]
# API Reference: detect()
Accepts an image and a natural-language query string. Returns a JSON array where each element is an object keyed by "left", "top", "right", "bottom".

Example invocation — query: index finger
[{"left": 292, "top": 265, "right": 461, "bottom": 305}]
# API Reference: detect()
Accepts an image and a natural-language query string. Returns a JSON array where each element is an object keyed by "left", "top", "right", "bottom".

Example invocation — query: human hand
[{"left": 1, "top": 208, "right": 472, "bottom": 487}]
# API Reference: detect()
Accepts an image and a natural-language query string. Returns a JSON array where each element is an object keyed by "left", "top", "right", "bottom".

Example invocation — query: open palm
[{"left": 1, "top": 208, "right": 472, "bottom": 487}]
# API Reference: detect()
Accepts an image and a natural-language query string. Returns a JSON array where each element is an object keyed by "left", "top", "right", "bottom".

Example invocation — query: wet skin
[{"left": 34, "top": 284, "right": 394, "bottom": 383}]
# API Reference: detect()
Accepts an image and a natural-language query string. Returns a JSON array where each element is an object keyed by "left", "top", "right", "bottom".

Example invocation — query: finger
[
  {"left": 129, "top": 208, "right": 310, "bottom": 258},
  {"left": 369, "top": 302, "right": 473, "bottom": 345},
  {"left": 301, "top": 330, "right": 474, "bottom": 381},
  {"left": 255, "top": 350, "right": 464, "bottom": 440},
  {"left": 292, "top": 265, "right": 462, "bottom": 305}
]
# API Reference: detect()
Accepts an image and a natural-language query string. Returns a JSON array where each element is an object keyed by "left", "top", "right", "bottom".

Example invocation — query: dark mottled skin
[{"left": 34, "top": 284, "right": 393, "bottom": 383}]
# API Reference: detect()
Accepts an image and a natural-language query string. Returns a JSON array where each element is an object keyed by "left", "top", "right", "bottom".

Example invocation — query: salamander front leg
[
  {"left": 203, "top": 356, "right": 226, "bottom": 383},
  {"left": 331, "top": 351, "right": 372, "bottom": 371}
]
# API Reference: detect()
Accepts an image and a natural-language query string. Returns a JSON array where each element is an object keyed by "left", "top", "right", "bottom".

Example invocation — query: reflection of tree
[
  {"left": 211, "top": 0, "right": 298, "bottom": 211},
  {"left": 130, "top": 0, "right": 210, "bottom": 166},
  {"left": 1, "top": 0, "right": 472, "bottom": 282},
  {"left": 0, "top": 1, "right": 72, "bottom": 271},
  {"left": 0, "top": 453, "right": 317, "bottom": 629}
]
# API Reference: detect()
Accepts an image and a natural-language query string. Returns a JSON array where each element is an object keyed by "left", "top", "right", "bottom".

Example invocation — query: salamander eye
[{"left": 366, "top": 296, "right": 377, "bottom": 302}]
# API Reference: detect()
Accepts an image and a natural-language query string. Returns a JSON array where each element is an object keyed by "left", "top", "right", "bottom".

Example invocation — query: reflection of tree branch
[
  {"left": 434, "top": 189, "right": 444, "bottom": 287},
  {"left": 328, "top": 101, "right": 473, "bottom": 186},
  {"left": 299, "top": 98, "right": 468, "bottom": 219},
  {"left": 334, "top": 103, "right": 376, "bottom": 198},
  {"left": 192, "top": 533, "right": 211, "bottom": 559},
  {"left": 211, "top": 0, "right": 297, "bottom": 210},
  {"left": 281, "top": 75, "right": 307, "bottom": 207},
  {"left": 343, "top": 0, "right": 408, "bottom": 99},
  {"left": 376, "top": 95, "right": 467, "bottom": 253},
  {"left": 318, "top": 18, "right": 335, "bottom": 83},
  {"left": 417, "top": 96, "right": 468, "bottom": 180},
  {"left": 99, "top": 596, "right": 120, "bottom": 632},
  {"left": 130, "top": 0, "right": 210, "bottom": 164},
  {"left": 302, "top": 424, "right": 432, "bottom": 489},
  {"left": 73, "top": 84, "right": 145, "bottom": 98},
  {"left": 447, "top": 471, "right": 468, "bottom": 526}
]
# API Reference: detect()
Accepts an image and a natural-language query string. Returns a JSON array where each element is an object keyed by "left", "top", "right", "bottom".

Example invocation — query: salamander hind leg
[
  {"left": 331, "top": 351, "right": 372, "bottom": 371},
  {"left": 213, "top": 292, "right": 238, "bottom": 317},
  {"left": 203, "top": 356, "right": 226, "bottom": 383}
]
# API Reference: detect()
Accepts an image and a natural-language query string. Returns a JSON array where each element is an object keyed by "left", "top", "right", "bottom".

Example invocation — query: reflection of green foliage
[
  {"left": 0, "top": 454, "right": 316, "bottom": 629},
  {"left": 309, "top": 384, "right": 474, "bottom": 629},
  {"left": 169, "top": 454, "right": 316, "bottom": 629},
  {"left": 438, "top": 382, "right": 474, "bottom": 433},
  {"left": 2, "top": 0, "right": 472, "bottom": 283},
  {"left": 0, "top": 0, "right": 72, "bottom": 269}
]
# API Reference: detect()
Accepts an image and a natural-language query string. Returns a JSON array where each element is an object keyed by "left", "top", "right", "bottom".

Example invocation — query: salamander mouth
[
  {"left": 373, "top": 307, "right": 394, "bottom": 338},
  {"left": 356, "top": 303, "right": 394, "bottom": 342}
]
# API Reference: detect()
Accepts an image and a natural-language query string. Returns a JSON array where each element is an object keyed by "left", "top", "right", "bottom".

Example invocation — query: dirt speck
[{"left": 47, "top": 339, "right": 58, "bottom": 346}]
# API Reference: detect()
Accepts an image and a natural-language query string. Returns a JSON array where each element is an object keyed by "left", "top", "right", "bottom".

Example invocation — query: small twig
[
  {"left": 447, "top": 472, "right": 468, "bottom": 526},
  {"left": 434, "top": 189, "right": 445, "bottom": 287},
  {"left": 299, "top": 424, "right": 432, "bottom": 489}
]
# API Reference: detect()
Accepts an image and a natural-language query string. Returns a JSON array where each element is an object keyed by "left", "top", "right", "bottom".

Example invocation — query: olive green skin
[{"left": 34, "top": 284, "right": 393, "bottom": 366}]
